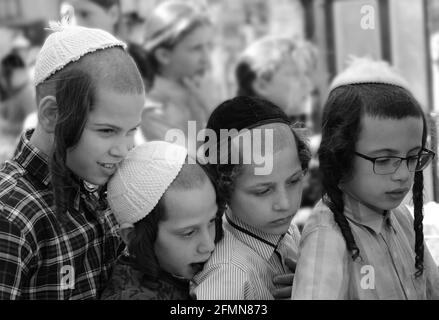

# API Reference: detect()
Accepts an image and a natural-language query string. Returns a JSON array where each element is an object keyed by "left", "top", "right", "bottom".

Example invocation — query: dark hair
[
  {"left": 126, "top": 163, "right": 224, "bottom": 287},
  {"left": 87, "top": 0, "right": 120, "bottom": 10},
  {"left": 1, "top": 51, "right": 26, "bottom": 93},
  {"left": 213, "top": 125, "right": 311, "bottom": 205},
  {"left": 36, "top": 47, "right": 144, "bottom": 224},
  {"left": 127, "top": 43, "right": 155, "bottom": 90},
  {"left": 319, "top": 83, "right": 427, "bottom": 277},
  {"left": 235, "top": 61, "right": 258, "bottom": 97},
  {"left": 204, "top": 97, "right": 311, "bottom": 205}
]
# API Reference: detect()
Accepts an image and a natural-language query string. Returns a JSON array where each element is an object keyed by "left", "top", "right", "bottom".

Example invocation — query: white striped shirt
[{"left": 190, "top": 213, "right": 300, "bottom": 300}]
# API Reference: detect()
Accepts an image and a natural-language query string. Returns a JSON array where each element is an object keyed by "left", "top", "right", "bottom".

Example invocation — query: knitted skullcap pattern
[
  {"left": 34, "top": 22, "right": 126, "bottom": 86},
  {"left": 329, "top": 57, "right": 411, "bottom": 92},
  {"left": 107, "top": 141, "right": 187, "bottom": 229}
]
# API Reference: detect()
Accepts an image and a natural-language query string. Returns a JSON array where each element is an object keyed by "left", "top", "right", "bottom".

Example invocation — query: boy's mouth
[
  {"left": 385, "top": 188, "right": 409, "bottom": 200},
  {"left": 271, "top": 214, "right": 294, "bottom": 226},
  {"left": 190, "top": 262, "right": 207, "bottom": 274},
  {"left": 98, "top": 162, "right": 117, "bottom": 170}
]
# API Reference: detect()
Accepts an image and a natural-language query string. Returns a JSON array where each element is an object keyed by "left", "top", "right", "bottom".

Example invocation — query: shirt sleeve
[
  {"left": 0, "top": 217, "right": 34, "bottom": 300},
  {"left": 291, "top": 224, "right": 349, "bottom": 300},
  {"left": 424, "top": 242, "right": 439, "bottom": 300},
  {"left": 191, "top": 264, "right": 255, "bottom": 300},
  {"left": 401, "top": 204, "right": 439, "bottom": 300}
]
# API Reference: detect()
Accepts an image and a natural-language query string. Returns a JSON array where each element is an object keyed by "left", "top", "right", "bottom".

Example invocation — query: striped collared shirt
[
  {"left": 291, "top": 193, "right": 439, "bottom": 300},
  {"left": 0, "top": 130, "right": 123, "bottom": 300},
  {"left": 190, "top": 213, "right": 300, "bottom": 300}
]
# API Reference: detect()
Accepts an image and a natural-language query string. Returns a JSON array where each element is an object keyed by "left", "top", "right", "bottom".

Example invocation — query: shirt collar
[
  {"left": 13, "top": 129, "right": 51, "bottom": 186},
  {"left": 225, "top": 211, "right": 283, "bottom": 261},
  {"left": 343, "top": 192, "right": 393, "bottom": 234}
]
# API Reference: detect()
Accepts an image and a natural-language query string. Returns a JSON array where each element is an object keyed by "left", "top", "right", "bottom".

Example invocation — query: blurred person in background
[
  {"left": 0, "top": 33, "right": 37, "bottom": 163},
  {"left": 68, "top": 0, "right": 153, "bottom": 89},
  {"left": 235, "top": 35, "right": 317, "bottom": 129},
  {"left": 0, "top": 49, "right": 35, "bottom": 137},
  {"left": 140, "top": 0, "right": 220, "bottom": 142}
]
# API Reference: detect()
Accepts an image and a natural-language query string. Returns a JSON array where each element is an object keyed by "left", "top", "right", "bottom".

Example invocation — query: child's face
[
  {"left": 66, "top": 86, "right": 144, "bottom": 186},
  {"left": 154, "top": 180, "right": 217, "bottom": 280},
  {"left": 229, "top": 138, "right": 305, "bottom": 235},
  {"left": 257, "top": 57, "right": 311, "bottom": 116},
  {"left": 162, "top": 24, "right": 212, "bottom": 79},
  {"left": 341, "top": 115, "right": 424, "bottom": 212},
  {"left": 71, "top": 0, "right": 118, "bottom": 33}
]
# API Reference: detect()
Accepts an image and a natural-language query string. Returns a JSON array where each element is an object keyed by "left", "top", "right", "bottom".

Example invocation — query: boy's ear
[
  {"left": 120, "top": 227, "right": 135, "bottom": 245},
  {"left": 37, "top": 96, "right": 58, "bottom": 134},
  {"left": 154, "top": 47, "right": 172, "bottom": 66}
]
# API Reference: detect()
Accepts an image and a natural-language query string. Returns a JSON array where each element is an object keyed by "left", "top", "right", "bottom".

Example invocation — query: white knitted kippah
[
  {"left": 34, "top": 22, "right": 126, "bottom": 86},
  {"left": 107, "top": 141, "right": 187, "bottom": 229},
  {"left": 329, "top": 57, "right": 411, "bottom": 92}
]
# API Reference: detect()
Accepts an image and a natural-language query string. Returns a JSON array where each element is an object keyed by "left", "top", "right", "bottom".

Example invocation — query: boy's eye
[
  {"left": 288, "top": 178, "right": 301, "bottom": 186},
  {"left": 253, "top": 188, "right": 271, "bottom": 196},
  {"left": 98, "top": 129, "right": 115, "bottom": 135},
  {"left": 181, "top": 229, "right": 196, "bottom": 238},
  {"left": 375, "top": 158, "right": 392, "bottom": 165},
  {"left": 126, "top": 128, "right": 138, "bottom": 136}
]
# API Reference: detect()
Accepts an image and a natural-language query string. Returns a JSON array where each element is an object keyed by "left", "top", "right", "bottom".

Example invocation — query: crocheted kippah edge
[{"left": 34, "top": 42, "right": 127, "bottom": 86}]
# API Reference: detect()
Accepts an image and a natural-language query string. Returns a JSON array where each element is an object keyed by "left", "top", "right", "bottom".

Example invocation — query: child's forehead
[
  {"left": 357, "top": 115, "right": 424, "bottom": 152},
  {"left": 245, "top": 122, "right": 297, "bottom": 151},
  {"left": 237, "top": 146, "right": 301, "bottom": 183},
  {"left": 161, "top": 183, "right": 217, "bottom": 224},
  {"left": 223, "top": 122, "right": 298, "bottom": 170}
]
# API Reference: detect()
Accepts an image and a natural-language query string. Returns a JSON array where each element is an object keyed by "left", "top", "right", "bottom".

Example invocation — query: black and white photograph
[{"left": 0, "top": 0, "right": 438, "bottom": 313}]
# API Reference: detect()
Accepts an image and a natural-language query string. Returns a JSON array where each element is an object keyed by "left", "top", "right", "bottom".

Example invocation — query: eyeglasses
[{"left": 354, "top": 148, "right": 436, "bottom": 175}]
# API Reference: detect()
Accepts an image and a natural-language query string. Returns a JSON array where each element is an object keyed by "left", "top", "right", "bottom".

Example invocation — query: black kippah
[{"left": 206, "top": 96, "right": 290, "bottom": 136}]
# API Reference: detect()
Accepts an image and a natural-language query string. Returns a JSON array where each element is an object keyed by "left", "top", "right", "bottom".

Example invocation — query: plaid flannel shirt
[{"left": 0, "top": 130, "right": 123, "bottom": 300}]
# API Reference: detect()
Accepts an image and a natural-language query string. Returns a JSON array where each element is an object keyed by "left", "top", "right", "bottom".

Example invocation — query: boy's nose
[
  {"left": 109, "top": 140, "right": 131, "bottom": 158},
  {"left": 391, "top": 160, "right": 411, "bottom": 181},
  {"left": 198, "top": 230, "right": 215, "bottom": 254},
  {"left": 273, "top": 188, "right": 291, "bottom": 212}
]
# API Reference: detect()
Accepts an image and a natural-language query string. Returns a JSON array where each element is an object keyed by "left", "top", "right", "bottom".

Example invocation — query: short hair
[
  {"left": 36, "top": 47, "right": 143, "bottom": 103},
  {"left": 169, "top": 161, "right": 209, "bottom": 191},
  {"left": 42, "top": 47, "right": 145, "bottom": 223}
]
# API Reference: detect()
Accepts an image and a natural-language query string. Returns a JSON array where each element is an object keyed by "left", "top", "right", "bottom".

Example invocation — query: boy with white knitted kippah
[
  {"left": 101, "top": 141, "right": 223, "bottom": 300},
  {"left": 0, "top": 24, "right": 145, "bottom": 299}
]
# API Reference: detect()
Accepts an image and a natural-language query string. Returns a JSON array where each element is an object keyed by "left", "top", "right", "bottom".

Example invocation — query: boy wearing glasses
[{"left": 291, "top": 58, "right": 439, "bottom": 300}]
